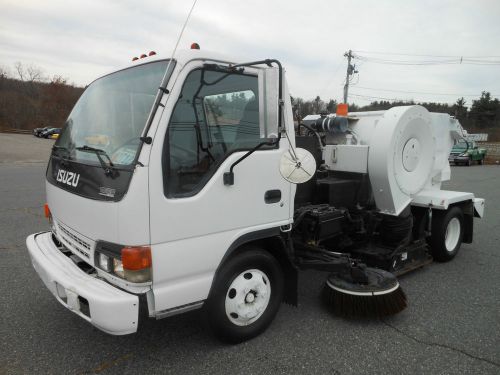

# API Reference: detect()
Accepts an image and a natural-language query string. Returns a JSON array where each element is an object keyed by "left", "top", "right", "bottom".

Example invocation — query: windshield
[
  {"left": 452, "top": 140, "right": 468, "bottom": 150},
  {"left": 55, "top": 60, "right": 170, "bottom": 166}
]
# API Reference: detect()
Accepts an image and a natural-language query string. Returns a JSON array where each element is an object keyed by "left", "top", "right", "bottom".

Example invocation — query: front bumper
[
  {"left": 26, "top": 232, "right": 139, "bottom": 335},
  {"left": 448, "top": 155, "right": 469, "bottom": 163}
]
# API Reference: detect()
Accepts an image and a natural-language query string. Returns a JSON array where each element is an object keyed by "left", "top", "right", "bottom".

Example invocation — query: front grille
[{"left": 56, "top": 221, "right": 92, "bottom": 259}]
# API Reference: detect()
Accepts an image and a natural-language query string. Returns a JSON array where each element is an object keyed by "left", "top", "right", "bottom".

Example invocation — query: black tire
[
  {"left": 428, "top": 207, "right": 464, "bottom": 262},
  {"left": 204, "top": 248, "right": 284, "bottom": 343},
  {"left": 478, "top": 158, "right": 484, "bottom": 165}
]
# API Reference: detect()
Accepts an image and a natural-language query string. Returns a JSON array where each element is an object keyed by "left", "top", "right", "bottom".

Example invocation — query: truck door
[{"left": 148, "top": 61, "right": 292, "bottom": 313}]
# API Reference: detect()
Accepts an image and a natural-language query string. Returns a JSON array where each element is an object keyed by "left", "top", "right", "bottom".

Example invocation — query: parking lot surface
[{"left": 1, "top": 134, "right": 499, "bottom": 374}]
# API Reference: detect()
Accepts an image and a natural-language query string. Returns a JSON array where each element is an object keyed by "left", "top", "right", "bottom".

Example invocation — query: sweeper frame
[{"left": 27, "top": 48, "right": 484, "bottom": 343}]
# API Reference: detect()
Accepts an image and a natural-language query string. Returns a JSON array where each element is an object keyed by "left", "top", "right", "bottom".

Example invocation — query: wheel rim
[
  {"left": 225, "top": 269, "right": 271, "bottom": 326},
  {"left": 445, "top": 217, "right": 461, "bottom": 252}
]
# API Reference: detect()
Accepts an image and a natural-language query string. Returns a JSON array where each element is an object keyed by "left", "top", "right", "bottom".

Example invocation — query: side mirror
[{"left": 258, "top": 67, "right": 279, "bottom": 138}]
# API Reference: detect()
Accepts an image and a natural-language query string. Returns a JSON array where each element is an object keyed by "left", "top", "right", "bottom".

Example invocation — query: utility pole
[{"left": 343, "top": 50, "right": 357, "bottom": 104}]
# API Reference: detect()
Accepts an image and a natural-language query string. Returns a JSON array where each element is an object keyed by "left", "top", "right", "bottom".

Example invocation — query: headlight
[
  {"left": 98, "top": 253, "right": 112, "bottom": 272},
  {"left": 94, "top": 242, "right": 152, "bottom": 282},
  {"left": 113, "top": 258, "right": 125, "bottom": 278}
]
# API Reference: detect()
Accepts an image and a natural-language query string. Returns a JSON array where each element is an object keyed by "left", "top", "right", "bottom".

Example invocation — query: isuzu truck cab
[
  {"left": 28, "top": 49, "right": 296, "bottom": 339},
  {"left": 27, "top": 48, "right": 484, "bottom": 343}
]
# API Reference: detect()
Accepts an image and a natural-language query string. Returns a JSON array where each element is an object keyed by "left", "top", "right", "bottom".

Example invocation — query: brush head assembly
[{"left": 323, "top": 267, "right": 407, "bottom": 318}]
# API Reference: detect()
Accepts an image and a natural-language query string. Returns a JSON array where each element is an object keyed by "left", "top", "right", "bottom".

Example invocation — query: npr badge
[{"left": 99, "top": 186, "right": 116, "bottom": 198}]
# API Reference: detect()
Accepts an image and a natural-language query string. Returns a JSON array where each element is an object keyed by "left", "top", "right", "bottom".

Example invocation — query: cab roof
[{"left": 97, "top": 48, "right": 254, "bottom": 83}]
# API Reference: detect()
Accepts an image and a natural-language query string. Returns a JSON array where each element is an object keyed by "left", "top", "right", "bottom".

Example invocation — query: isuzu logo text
[{"left": 56, "top": 169, "right": 80, "bottom": 187}]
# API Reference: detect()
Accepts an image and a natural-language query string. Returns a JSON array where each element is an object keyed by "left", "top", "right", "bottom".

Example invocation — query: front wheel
[
  {"left": 428, "top": 207, "right": 464, "bottom": 262},
  {"left": 204, "top": 248, "right": 284, "bottom": 343}
]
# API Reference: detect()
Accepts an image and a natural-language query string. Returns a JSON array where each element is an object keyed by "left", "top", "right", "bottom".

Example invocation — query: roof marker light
[
  {"left": 190, "top": 42, "right": 200, "bottom": 50},
  {"left": 132, "top": 57, "right": 139, "bottom": 61},
  {"left": 140, "top": 54, "right": 147, "bottom": 59},
  {"left": 148, "top": 51, "right": 156, "bottom": 56}
]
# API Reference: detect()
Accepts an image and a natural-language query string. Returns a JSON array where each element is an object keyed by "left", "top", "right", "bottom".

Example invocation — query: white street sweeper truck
[{"left": 26, "top": 47, "right": 485, "bottom": 342}]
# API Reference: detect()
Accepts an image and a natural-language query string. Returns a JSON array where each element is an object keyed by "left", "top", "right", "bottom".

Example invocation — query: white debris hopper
[{"left": 319, "top": 105, "right": 483, "bottom": 217}]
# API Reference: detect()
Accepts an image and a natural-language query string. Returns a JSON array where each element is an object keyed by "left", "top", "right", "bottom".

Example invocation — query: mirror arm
[
  {"left": 222, "top": 58, "right": 285, "bottom": 186},
  {"left": 223, "top": 133, "right": 282, "bottom": 186}
]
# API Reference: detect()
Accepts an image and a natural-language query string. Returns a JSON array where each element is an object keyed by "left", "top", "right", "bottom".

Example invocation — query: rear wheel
[
  {"left": 428, "top": 207, "right": 464, "bottom": 262},
  {"left": 205, "top": 248, "right": 284, "bottom": 343}
]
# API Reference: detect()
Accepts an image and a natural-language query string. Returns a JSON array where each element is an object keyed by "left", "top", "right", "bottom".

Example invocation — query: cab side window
[{"left": 164, "top": 68, "right": 261, "bottom": 197}]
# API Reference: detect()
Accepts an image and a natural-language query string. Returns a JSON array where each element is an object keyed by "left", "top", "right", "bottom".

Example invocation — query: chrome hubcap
[
  {"left": 445, "top": 217, "right": 461, "bottom": 252},
  {"left": 225, "top": 269, "right": 271, "bottom": 326}
]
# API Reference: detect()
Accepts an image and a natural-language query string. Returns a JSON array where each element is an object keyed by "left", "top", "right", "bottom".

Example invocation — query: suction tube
[{"left": 310, "top": 115, "right": 348, "bottom": 134}]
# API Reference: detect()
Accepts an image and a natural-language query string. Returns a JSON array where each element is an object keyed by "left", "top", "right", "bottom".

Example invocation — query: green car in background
[{"left": 448, "top": 139, "right": 487, "bottom": 166}]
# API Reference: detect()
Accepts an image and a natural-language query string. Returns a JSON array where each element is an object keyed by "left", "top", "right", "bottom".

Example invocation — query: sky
[{"left": 1, "top": 0, "right": 500, "bottom": 106}]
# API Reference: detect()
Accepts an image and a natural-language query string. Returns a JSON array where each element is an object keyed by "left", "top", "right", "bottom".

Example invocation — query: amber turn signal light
[
  {"left": 44, "top": 203, "right": 51, "bottom": 218},
  {"left": 121, "top": 246, "right": 152, "bottom": 271}
]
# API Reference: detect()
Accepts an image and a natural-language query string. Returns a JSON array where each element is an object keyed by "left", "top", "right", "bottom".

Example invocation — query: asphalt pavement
[{"left": 0, "top": 137, "right": 499, "bottom": 374}]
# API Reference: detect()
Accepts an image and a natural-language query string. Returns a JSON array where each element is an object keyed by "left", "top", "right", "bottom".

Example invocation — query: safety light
[
  {"left": 140, "top": 54, "right": 147, "bottom": 59},
  {"left": 132, "top": 57, "right": 139, "bottom": 61},
  {"left": 190, "top": 42, "right": 200, "bottom": 50},
  {"left": 148, "top": 51, "right": 156, "bottom": 56},
  {"left": 336, "top": 103, "right": 348, "bottom": 117},
  {"left": 121, "top": 246, "right": 152, "bottom": 282}
]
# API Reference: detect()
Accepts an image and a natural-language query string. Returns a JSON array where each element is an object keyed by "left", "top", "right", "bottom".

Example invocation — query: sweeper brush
[{"left": 323, "top": 268, "right": 407, "bottom": 318}]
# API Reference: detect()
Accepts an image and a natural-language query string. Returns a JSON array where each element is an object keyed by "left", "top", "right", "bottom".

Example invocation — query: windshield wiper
[{"left": 76, "top": 145, "right": 115, "bottom": 176}]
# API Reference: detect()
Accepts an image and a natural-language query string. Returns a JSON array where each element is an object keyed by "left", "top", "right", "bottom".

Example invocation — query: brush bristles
[{"left": 322, "top": 284, "right": 407, "bottom": 318}]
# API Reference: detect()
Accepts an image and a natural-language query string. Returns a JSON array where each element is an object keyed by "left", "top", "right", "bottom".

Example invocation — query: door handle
[{"left": 264, "top": 190, "right": 281, "bottom": 204}]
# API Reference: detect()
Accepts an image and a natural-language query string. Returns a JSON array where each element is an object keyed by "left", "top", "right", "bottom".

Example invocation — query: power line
[
  {"left": 352, "top": 85, "right": 500, "bottom": 97},
  {"left": 352, "top": 50, "right": 500, "bottom": 58},
  {"left": 349, "top": 92, "right": 460, "bottom": 105},
  {"left": 353, "top": 54, "right": 500, "bottom": 66},
  {"left": 350, "top": 93, "right": 400, "bottom": 101}
]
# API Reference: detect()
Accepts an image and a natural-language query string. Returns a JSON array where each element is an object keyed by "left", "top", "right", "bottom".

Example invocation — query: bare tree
[
  {"left": 14, "top": 62, "right": 25, "bottom": 81},
  {"left": 13, "top": 62, "right": 45, "bottom": 82},
  {"left": 0, "top": 65, "right": 10, "bottom": 79},
  {"left": 50, "top": 75, "right": 67, "bottom": 85},
  {"left": 26, "top": 64, "right": 45, "bottom": 82}
]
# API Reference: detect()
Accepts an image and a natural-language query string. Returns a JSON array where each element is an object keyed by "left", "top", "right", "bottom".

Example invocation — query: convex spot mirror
[{"left": 279, "top": 148, "right": 316, "bottom": 184}]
